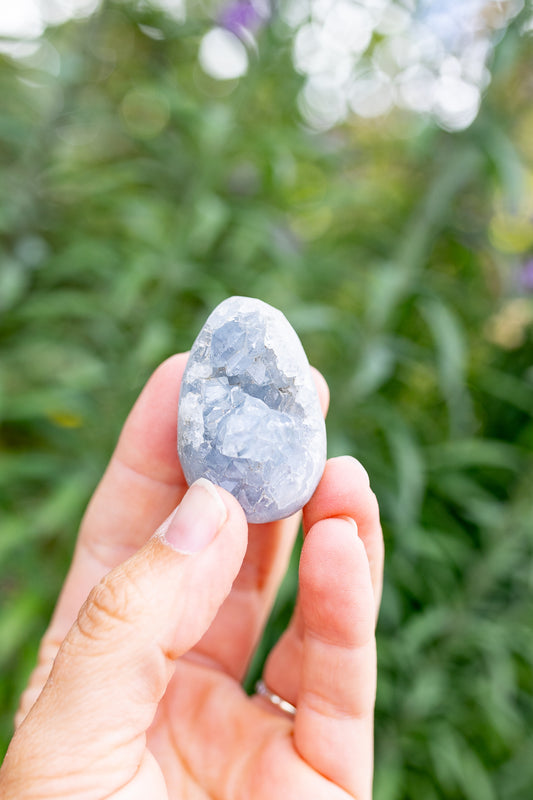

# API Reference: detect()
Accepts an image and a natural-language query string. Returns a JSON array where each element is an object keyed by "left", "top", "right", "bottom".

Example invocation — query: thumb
[{"left": 2, "top": 479, "right": 247, "bottom": 794}]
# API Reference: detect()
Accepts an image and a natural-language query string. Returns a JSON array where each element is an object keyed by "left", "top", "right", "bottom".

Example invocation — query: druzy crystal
[{"left": 178, "top": 296, "right": 327, "bottom": 523}]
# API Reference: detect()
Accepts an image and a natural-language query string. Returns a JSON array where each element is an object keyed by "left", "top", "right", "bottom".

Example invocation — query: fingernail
[
  {"left": 337, "top": 515, "right": 359, "bottom": 535},
  {"left": 160, "top": 479, "right": 227, "bottom": 554}
]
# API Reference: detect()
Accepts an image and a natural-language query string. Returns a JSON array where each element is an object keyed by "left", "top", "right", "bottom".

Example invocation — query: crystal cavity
[{"left": 178, "top": 296, "right": 327, "bottom": 523}]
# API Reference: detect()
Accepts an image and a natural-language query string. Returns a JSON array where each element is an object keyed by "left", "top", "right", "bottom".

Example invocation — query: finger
[
  {"left": 303, "top": 456, "right": 383, "bottom": 607},
  {"left": 310, "top": 365, "right": 330, "bottom": 419},
  {"left": 8, "top": 480, "right": 248, "bottom": 796},
  {"left": 263, "top": 456, "right": 383, "bottom": 707},
  {"left": 294, "top": 517, "right": 376, "bottom": 799},
  {"left": 191, "top": 514, "right": 301, "bottom": 677},
  {"left": 188, "top": 366, "right": 330, "bottom": 679}
]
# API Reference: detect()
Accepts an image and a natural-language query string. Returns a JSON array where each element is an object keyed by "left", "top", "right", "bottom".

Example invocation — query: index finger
[{"left": 43, "top": 353, "right": 191, "bottom": 638}]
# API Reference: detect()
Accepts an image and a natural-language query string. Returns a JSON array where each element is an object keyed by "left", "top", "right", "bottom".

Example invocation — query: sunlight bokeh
[{"left": 0, "top": 1, "right": 530, "bottom": 130}]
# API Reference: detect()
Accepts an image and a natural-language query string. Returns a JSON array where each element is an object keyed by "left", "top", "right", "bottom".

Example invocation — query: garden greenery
[{"left": 1, "top": 2, "right": 532, "bottom": 797}]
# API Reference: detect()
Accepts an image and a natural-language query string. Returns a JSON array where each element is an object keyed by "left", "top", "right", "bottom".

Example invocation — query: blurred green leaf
[
  {"left": 0, "top": 593, "right": 41, "bottom": 669},
  {"left": 419, "top": 297, "right": 474, "bottom": 434},
  {"left": 384, "top": 417, "right": 426, "bottom": 535},
  {"left": 427, "top": 439, "right": 522, "bottom": 471}
]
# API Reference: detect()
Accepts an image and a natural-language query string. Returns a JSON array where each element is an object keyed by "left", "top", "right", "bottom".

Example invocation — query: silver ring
[{"left": 255, "top": 679, "right": 297, "bottom": 717}]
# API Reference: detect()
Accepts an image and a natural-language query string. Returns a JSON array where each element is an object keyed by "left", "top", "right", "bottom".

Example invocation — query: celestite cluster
[{"left": 178, "top": 296, "right": 327, "bottom": 523}]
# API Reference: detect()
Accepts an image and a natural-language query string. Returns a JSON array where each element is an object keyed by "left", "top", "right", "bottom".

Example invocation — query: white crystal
[{"left": 178, "top": 296, "right": 327, "bottom": 523}]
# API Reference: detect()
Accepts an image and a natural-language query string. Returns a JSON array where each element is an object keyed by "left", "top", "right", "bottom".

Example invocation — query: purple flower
[
  {"left": 518, "top": 258, "right": 533, "bottom": 293},
  {"left": 218, "top": 0, "right": 269, "bottom": 38}
]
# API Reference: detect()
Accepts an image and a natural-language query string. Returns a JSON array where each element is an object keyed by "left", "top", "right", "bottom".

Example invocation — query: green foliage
[{"left": 1, "top": 3, "right": 533, "bottom": 796}]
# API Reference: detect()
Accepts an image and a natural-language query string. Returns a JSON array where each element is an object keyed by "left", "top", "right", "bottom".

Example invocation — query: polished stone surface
[{"left": 178, "top": 296, "right": 327, "bottom": 523}]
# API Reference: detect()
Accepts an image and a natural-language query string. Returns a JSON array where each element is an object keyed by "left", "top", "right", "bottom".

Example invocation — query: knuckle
[{"left": 76, "top": 568, "right": 140, "bottom": 643}]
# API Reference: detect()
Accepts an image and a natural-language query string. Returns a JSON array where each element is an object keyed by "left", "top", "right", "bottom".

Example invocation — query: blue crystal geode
[{"left": 177, "top": 296, "right": 327, "bottom": 523}]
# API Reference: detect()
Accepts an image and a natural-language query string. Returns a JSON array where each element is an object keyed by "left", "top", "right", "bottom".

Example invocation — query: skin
[{"left": 0, "top": 353, "right": 384, "bottom": 800}]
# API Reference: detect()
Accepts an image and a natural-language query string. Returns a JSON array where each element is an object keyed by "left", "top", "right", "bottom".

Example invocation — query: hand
[{"left": 0, "top": 353, "right": 384, "bottom": 800}]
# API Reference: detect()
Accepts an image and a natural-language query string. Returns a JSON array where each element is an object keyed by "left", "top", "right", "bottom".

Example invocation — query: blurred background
[{"left": 1, "top": 0, "right": 533, "bottom": 796}]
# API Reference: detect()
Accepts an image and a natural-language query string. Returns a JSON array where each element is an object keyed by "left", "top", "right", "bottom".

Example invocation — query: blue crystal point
[{"left": 178, "top": 296, "right": 327, "bottom": 523}]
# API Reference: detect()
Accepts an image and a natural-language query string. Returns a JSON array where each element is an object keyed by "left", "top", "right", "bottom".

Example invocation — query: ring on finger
[{"left": 255, "top": 679, "right": 297, "bottom": 717}]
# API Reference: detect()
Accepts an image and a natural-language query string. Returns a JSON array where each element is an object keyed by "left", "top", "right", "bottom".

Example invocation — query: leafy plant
[{"left": 1, "top": 3, "right": 532, "bottom": 796}]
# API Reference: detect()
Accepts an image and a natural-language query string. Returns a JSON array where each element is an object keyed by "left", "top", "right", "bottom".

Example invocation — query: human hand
[{"left": 0, "top": 353, "right": 384, "bottom": 800}]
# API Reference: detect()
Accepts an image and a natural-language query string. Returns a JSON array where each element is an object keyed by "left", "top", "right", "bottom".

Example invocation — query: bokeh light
[
  {"left": 0, "top": 0, "right": 101, "bottom": 46},
  {"left": 199, "top": 27, "right": 249, "bottom": 80},
  {"left": 0, "top": 0, "right": 530, "bottom": 131},
  {"left": 286, "top": 0, "right": 526, "bottom": 131}
]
